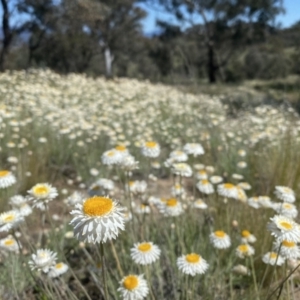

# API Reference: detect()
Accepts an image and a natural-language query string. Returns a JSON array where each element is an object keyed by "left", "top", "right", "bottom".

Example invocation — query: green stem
[
  {"left": 250, "top": 256, "right": 259, "bottom": 300},
  {"left": 100, "top": 243, "right": 109, "bottom": 300}
]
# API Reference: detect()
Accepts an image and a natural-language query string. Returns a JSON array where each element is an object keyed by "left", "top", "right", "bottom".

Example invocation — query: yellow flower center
[
  {"left": 279, "top": 221, "right": 293, "bottom": 230},
  {"left": 138, "top": 243, "right": 152, "bottom": 252},
  {"left": 282, "top": 240, "right": 295, "bottom": 247},
  {"left": 214, "top": 230, "right": 226, "bottom": 238},
  {"left": 33, "top": 185, "right": 49, "bottom": 196},
  {"left": 145, "top": 141, "right": 157, "bottom": 148},
  {"left": 83, "top": 197, "right": 113, "bottom": 217},
  {"left": 238, "top": 245, "right": 249, "bottom": 253},
  {"left": 242, "top": 230, "right": 251, "bottom": 237},
  {"left": 129, "top": 181, "right": 135, "bottom": 186},
  {"left": 199, "top": 170, "right": 206, "bottom": 174},
  {"left": 115, "top": 145, "right": 126, "bottom": 151},
  {"left": 283, "top": 187, "right": 292, "bottom": 194},
  {"left": 4, "top": 239, "right": 14, "bottom": 246},
  {"left": 55, "top": 263, "right": 64, "bottom": 269},
  {"left": 224, "top": 183, "right": 235, "bottom": 189},
  {"left": 186, "top": 253, "right": 200, "bottom": 263},
  {"left": 283, "top": 203, "right": 292, "bottom": 209},
  {"left": 270, "top": 252, "right": 278, "bottom": 259},
  {"left": 166, "top": 198, "right": 177, "bottom": 207},
  {"left": 107, "top": 151, "right": 115, "bottom": 157},
  {"left": 0, "top": 170, "right": 9, "bottom": 177},
  {"left": 3, "top": 215, "right": 15, "bottom": 222},
  {"left": 201, "top": 179, "right": 209, "bottom": 185},
  {"left": 123, "top": 275, "right": 138, "bottom": 290}
]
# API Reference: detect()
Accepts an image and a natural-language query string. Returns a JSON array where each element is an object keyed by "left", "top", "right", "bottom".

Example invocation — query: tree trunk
[
  {"left": 207, "top": 43, "right": 217, "bottom": 83},
  {"left": 0, "top": 0, "right": 12, "bottom": 71},
  {"left": 104, "top": 47, "right": 114, "bottom": 78}
]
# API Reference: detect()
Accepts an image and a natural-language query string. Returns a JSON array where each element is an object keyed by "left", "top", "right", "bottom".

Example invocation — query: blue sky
[
  {"left": 139, "top": 0, "right": 300, "bottom": 34},
  {"left": 0, "top": 0, "right": 299, "bottom": 35}
]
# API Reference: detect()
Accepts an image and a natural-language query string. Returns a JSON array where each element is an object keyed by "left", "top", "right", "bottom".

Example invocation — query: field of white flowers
[{"left": 1, "top": 69, "right": 300, "bottom": 299}]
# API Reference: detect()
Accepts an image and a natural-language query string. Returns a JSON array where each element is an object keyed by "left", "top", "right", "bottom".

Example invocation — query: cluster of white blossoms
[
  {"left": 3, "top": 69, "right": 300, "bottom": 298},
  {"left": 28, "top": 248, "right": 68, "bottom": 278},
  {"left": 102, "top": 145, "right": 139, "bottom": 170},
  {"left": 171, "top": 163, "right": 192, "bottom": 177}
]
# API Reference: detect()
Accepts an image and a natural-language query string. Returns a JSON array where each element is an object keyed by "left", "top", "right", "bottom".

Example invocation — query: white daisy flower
[
  {"left": 236, "top": 187, "right": 247, "bottom": 203},
  {"left": 123, "top": 210, "right": 133, "bottom": 222},
  {"left": 237, "top": 161, "right": 247, "bottom": 169},
  {"left": 48, "top": 262, "right": 69, "bottom": 278},
  {"left": 217, "top": 183, "right": 238, "bottom": 199},
  {"left": 237, "top": 182, "right": 251, "bottom": 190},
  {"left": 193, "top": 199, "right": 208, "bottom": 210},
  {"left": 97, "top": 178, "right": 115, "bottom": 191},
  {"left": 262, "top": 252, "right": 285, "bottom": 266},
  {"left": 169, "top": 150, "right": 188, "bottom": 162},
  {"left": 177, "top": 253, "right": 209, "bottom": 276},
  {"left": 171, "top": 163, "right": 192, "bottom": 177},
  {"left": 118, "top": 274, "right": 149, "bottom": 300},
  {"left": 267, "top": 215, "right": 300, "bottom": 243},
  {"left": 151, "top": 161, "right": 161, "bottom": 169},
  {"left": 141, "top": 141, "right": 160, "bottom": 158},
  {"left": 197, "top": 180, "right": 214, "bottom": 195},
  {"left": 0, "top": 210, "right": 24, "bottom": 232},
  {"left": 236, "top": 244, "right": 255, "bottom": 259},
  {"left": 210, "top": 176, "right": 223, "bottom": 184},
  {"left": 135, "top": 204, "right": 151, "bottom": 214},
  {"left": 247, "top": 197, "right": 260, "bottom": 209},
  {"left": 130, "top": 242, "right": 161, "bottom": 265},
  {"left": 273, "top": 202, "right": 298, "bottom": 219},
  {"left": 89, "top": 168, "right": 99, "bottom": 177},
  {"left": 274, "top": 240, "right": 300, "bottom": 259},
  {"left": 9, "top": 195, "right": 32, "bottom": 217},
  {"left": 29, "top": 249, "right": 57, "bottom": 273},
  {"left": 120, "top": 154, "right": 139, "bottom": 171},
  {"left": 183, "top": 143, "right": 204, "bottom": 157},
  {"left": 65, "top": 191, "right": 85, "bottom": 206},
  {"left": 258, "top": 196, "right": 273, "bottom": 208},
  {"left": 171, "top": 183, "right": 185, "bottom": 197},
  {"left": 275, "top": 186, "right": 295, "bottom": 203},
  {"left": 101, "top": 149, "right": 123, "bottom": 165},
  {"left": 232, "top": 264, "right": 250, "bottom": 276},
  {"left": 241, "top": 230, "right": 257, "bottom": 244},
  {"left": 133, "top": 181, "right": 147, "bottom": 194},
  {"left": 210, "top": 230, "right": 231, "bottom": 249},
  {"left": 232, "top": 174, "right": 244, "bottom": 180},
  {"left": 0, "top": 236, "right": 20, "bottom": 252},
  {"left": 196, "top": 170, "right": 208, "bottom": 180},
  {"left": 115, "top": 145, "right": 129, "bottom": 157},
  {"left": 28, "top": 183, "right": 58, "bottom": 210},
  {"left": 0, "top": 170, "right": 16, "bottom": 188},
  {"left": 238, "top": 149, "right": 247, "bottom": 157},
  {"left": 70, "top": 196, "right": 125, "bottom": 244},
  {"left": 158, "top": 198, "right": 183, "bottom": 217}
]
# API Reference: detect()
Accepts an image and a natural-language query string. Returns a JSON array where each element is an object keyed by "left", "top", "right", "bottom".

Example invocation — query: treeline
[{"left": 1, "top": 0, "right": 300, "bottom": 83}]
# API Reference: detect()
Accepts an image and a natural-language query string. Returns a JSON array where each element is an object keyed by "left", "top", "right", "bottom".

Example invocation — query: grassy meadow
[{"left": 1, "top": 69, "right": 300, "bottom": 299}]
